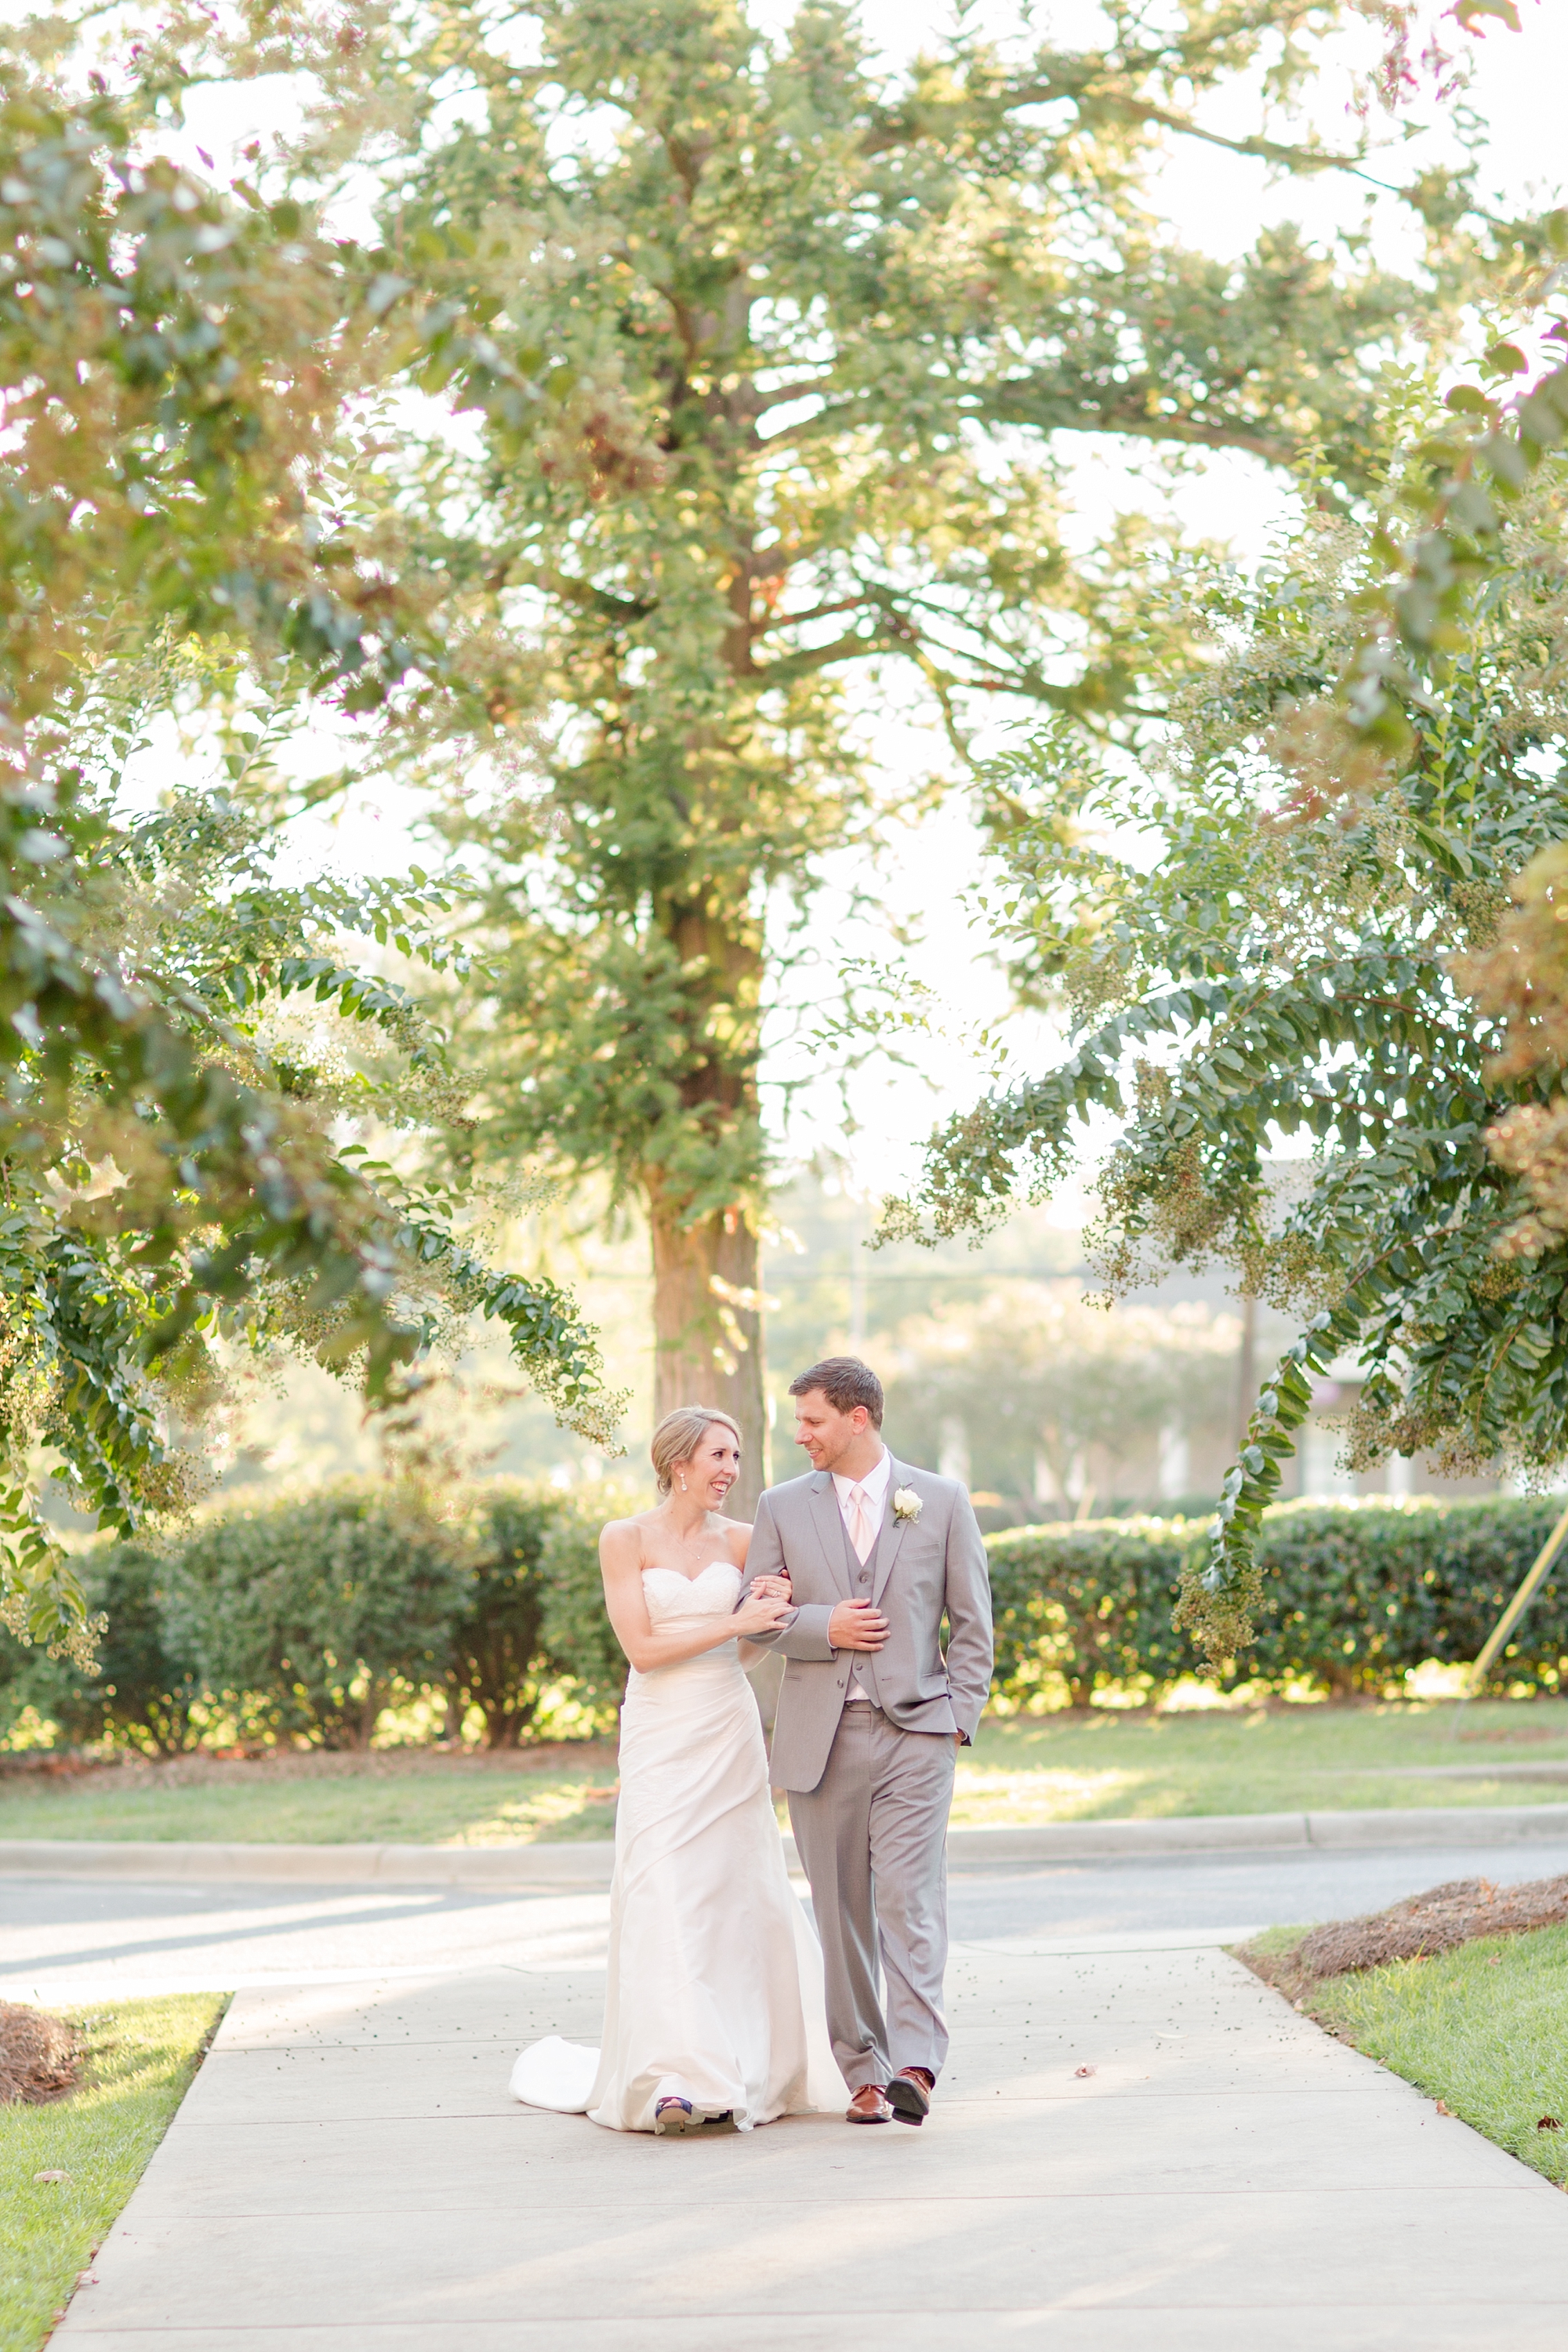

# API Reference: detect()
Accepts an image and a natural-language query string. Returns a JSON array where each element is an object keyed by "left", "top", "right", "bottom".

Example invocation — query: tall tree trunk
[
  {"left": 642, "top": 879, "right": 770, "bottom": 1512},
  {"left": 648, "top": 1182, "right": 768, "bottom": 1513}
]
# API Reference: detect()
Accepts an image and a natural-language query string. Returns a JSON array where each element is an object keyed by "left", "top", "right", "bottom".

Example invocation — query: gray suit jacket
[{"left": 741, "top": 1454, "right": 993, "bottom": 1795}]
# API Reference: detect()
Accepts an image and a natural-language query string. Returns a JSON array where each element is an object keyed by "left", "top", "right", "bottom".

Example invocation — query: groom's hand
[{"left": 828, "top": 1599, "right": 890, "bottom": 1651}]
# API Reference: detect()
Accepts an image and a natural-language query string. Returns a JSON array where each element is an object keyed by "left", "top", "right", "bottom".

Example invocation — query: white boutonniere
[{"left": 891, "top": 1486, "right": 923, "bottom": 1523}]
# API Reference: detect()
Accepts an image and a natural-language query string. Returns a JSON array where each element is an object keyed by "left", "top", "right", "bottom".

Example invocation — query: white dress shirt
[{"left": 831, "top": 1446, "right": 891, "bottom": 1700}]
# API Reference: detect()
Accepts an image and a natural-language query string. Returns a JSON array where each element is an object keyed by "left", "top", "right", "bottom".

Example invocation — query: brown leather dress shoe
[
  {"left": 846, "top": 2084, "right": 894, "bottom": 2124},
  {"left": 887, "top": 2067, "right": 934, "bottom": 2125}
]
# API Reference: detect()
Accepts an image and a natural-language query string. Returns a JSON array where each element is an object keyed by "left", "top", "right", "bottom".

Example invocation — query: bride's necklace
[{"left": 643, "top": 1510, "right": 732, "bottom": 1583}]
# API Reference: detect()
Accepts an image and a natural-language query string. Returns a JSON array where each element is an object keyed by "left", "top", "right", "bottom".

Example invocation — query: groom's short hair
[{"left": 789, "top": 1356, "right": 884, "bottom": 1426}]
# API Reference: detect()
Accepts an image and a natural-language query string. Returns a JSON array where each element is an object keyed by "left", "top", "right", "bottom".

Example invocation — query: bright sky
[{"left": 158, "top": 2, "right": 1566, "bottom": 1209}]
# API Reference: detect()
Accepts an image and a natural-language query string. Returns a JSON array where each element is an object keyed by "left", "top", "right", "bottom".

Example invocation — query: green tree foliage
[
  {"left": 0, "top": 68, "right": 620, "bottom": 1660},
  {"left": 242, "top": 0, "right": 1512, "bottom": 1494},
  {"left": 894, "top": 428, "right": 1568, "bottom": 1664},
  {"left": 2, "top": 678, "right": 620, "bottom": 1662}
]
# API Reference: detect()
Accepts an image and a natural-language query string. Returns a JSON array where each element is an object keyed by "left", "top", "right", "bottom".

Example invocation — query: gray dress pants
[{"left": 787, "top": 1703, "right": 956, "bottom": 2090}]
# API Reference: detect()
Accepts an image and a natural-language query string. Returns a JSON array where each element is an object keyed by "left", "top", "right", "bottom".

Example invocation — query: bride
[{"left": 510, "top": 1405, "right": 840, "bottom": 2135}]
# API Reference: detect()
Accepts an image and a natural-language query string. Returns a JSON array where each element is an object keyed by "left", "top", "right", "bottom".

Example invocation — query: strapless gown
[{"left": 509, "top": 1560, "right": 840, "bottom": 2131}]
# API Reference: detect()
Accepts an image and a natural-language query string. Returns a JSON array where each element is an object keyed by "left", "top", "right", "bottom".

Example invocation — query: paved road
[
  {"left": 6, "top": 1832, "right": 1568, "bottom": 2002},
  {"left": 944, "top": 1832, "right": 1568, "bottom": 1943}
]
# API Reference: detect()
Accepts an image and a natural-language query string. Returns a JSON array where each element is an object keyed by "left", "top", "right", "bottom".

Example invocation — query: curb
[
  {"left": 6, "top": 1802, "right": 1568, "bottom": 1888},
  {"left": 0, "top": 1838, "right": 619, "bottom": 1890},
  {"left": 945, "top": 1804, "right": 1568, "bottom": 1860}
]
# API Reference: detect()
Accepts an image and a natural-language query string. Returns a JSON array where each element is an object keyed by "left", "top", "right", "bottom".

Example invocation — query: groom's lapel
[
  {"left": 870, "top": 1457, "right": 913, "bottom": 1606},
  {"left": 808, "top": 1472, "right": 854, "bottom": 1599}
]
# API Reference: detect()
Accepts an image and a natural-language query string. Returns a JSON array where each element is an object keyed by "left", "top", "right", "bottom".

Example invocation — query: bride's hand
[
  {"left": 734, "top": 1590, "right": 792, "bottom": 1636},
  {"left": 749, "top": 1573, "right": 792, "bottom": 1602}
]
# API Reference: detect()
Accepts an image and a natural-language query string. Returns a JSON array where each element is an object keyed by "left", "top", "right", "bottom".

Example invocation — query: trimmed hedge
[
  {"left": 986, "top": 1495, "right": 1568, "bottom": 1707},
  {"left": 446, "top": 1483, "right": 641, "bottom": 1741},
  {"left": 164, "top": 1485, "right": 470, "bottom": 1748},
  {"left": 9, "top": 1543, "right": 201, "bottom": 1755},
  {"left": 538, "top": 1488, "right": 638, "bottom": 1711},
  {"left": 13, "top": 1486, "right": 1568, "bottom": 1751},
  {"left": 2, "top": 1479, "right": 641, "bottom": 1755},
  {"left": 987, "top": 1515, "right": 1196, "bottom": 1709},
  {"left": 446, "top": 1489, "right": 557, "bottom": 1749}
]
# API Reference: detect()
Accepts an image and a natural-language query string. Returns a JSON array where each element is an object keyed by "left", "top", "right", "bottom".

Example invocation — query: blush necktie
[{"left": 848, "top": 1483, "right": 876, "bottom": 1563}]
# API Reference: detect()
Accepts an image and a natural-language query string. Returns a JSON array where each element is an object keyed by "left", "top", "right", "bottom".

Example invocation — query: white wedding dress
[{"left": 509, "top": 1560, "right": 840, "bottom": 2132}]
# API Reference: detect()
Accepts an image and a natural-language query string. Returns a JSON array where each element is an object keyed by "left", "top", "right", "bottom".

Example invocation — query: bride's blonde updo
[{"left": 651, "top": 1406, "right": 742, "bottom": 1497}]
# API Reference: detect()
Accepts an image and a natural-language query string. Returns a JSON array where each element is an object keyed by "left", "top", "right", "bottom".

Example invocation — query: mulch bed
[
  {"left": 0, "top": 2003, "right": 82, "bottom": 2105},
  {"left": 1242, "top": 1873, "right": 1568, "bottom": 2004}
]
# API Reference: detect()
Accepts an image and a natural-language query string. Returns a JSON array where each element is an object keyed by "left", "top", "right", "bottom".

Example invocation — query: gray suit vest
[{"left": 837, "top": 1504, "right": 884, "bottom": 1709}]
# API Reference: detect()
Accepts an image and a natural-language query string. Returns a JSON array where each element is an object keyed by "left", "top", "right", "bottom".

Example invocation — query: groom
[{"left": 741, "top": 1356, "right": 993, "bottom": 2126}]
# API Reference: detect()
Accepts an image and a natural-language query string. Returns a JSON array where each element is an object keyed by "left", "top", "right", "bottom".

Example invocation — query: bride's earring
[{"left": 678, "top": 1473, "right": 688, "bottom": 1492}]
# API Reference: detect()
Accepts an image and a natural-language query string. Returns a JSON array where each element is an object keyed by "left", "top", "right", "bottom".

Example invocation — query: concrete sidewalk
[{"left": 53, "top": 1937, "right": 1568, "bottom": 2347}]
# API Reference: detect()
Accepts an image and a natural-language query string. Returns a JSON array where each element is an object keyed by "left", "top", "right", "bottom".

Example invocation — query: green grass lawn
[
  {"left": 1275, "top": 1925, "right": 1568, "bottom": 2189},
  {"left": 948, "top": 1697, "right": 1568, "bottom": 1827},
  {"left": 3, "top": 1698, "right": 1568, "bottom": 1845},
  {"left": 0, "top": 1744, "right": 622, "bottom": 1846},
  {"left": 0, "top": 1993, "right": 227, "bottom": 2352}
]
